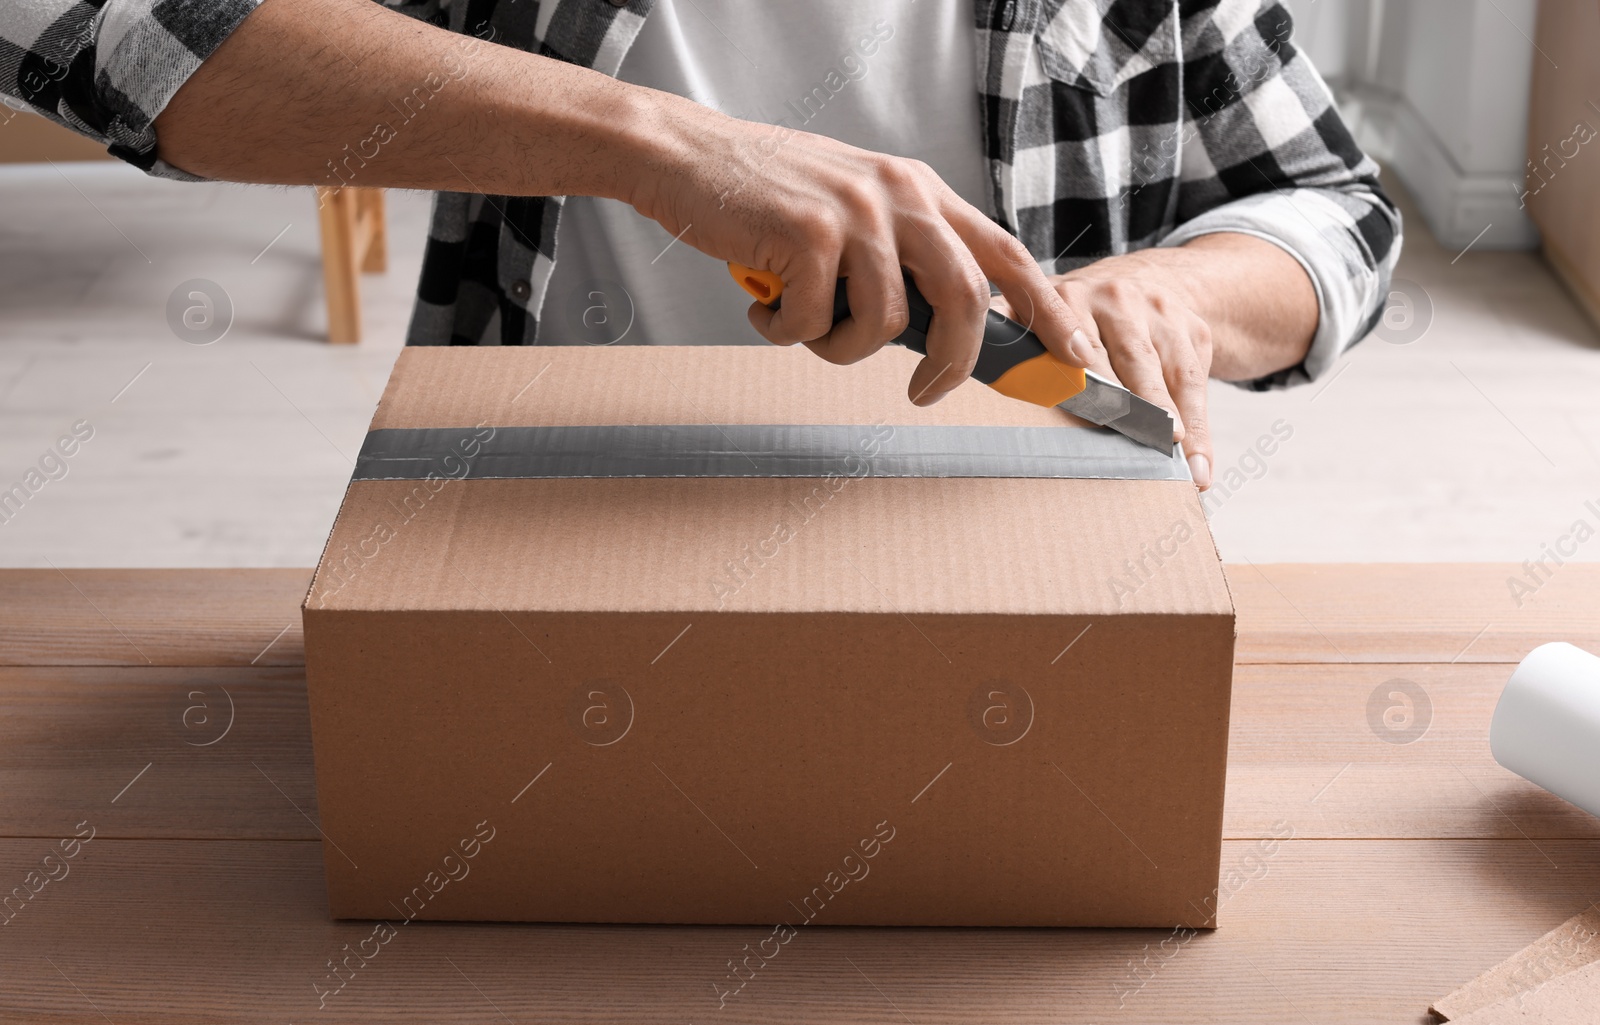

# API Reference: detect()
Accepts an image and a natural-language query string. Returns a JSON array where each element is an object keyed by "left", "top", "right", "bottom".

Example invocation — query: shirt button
[
  {"left": 999, "top": 0, "right": 1016, "bottom": 30},
  {"left": 607, "top": 0, "right": 628, "bottom": 7},
  {"left": 510, "top": 279, "right": 532, "bottom": 300}
]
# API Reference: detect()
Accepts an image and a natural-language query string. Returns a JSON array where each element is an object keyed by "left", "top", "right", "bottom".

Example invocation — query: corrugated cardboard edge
[
  {"left": 302, "top": 352, "right": 412, "bottom": 613},
  {"left": 1431, "top": 906, "right": 1600, "bottom": 1020},
  {"left": 298, "top": 355, "right": 410, "bottom": 901},
  {"left": 303, "top": 486, "right": 358, "bottom": 616},
  {"left": 1444, "top": 960, "right": 1600, "bottom": 1025},
  {"left": 1196, "top": 502, "right": 1238, "bottom": 930},
  {"left": 1195, "top": 500, "right": 1239, "bottom": 645}
]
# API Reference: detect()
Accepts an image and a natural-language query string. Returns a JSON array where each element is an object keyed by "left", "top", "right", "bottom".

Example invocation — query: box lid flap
[{"left": 307, "top": 347, "right": 1231, "bottom": 617}]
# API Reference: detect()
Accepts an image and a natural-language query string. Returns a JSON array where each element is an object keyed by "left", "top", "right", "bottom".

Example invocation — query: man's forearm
[
  {"left": 1120, "top": 233, "right": 1319, "bottom": 382},
  {"left": 154, "top": 0, "right": 669, "bottom": 201},
  {"left": 153, "top": 0, "right": 1097, "bottom": 408}
]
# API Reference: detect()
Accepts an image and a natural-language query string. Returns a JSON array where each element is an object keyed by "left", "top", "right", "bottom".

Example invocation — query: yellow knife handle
[
  {"left": 730, "top": 265, "right": 786, "bottom": 304},
  {"left": 727, "top": 261, "right": 1085, "bottom": 407}
]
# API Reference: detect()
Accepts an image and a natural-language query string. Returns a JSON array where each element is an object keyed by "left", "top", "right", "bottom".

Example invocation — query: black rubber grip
[{"left": 769, "top": 273, "right": 1053, "bottom": 386}]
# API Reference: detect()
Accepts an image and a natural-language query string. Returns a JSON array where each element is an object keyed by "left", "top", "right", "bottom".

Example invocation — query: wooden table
[{"left": 2, "top": 566, "right": 1598, "bottom": 1023}]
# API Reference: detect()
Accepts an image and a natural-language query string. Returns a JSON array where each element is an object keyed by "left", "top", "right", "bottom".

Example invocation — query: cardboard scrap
[
  {"left": 1447, "top": 961, "right": 1600, "bottom": 1025},
  {"left": 1432, "top": 906, "right": 1600, "bottom": 1021}
]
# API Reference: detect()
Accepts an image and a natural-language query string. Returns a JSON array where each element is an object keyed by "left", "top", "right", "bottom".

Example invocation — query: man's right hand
[{"left": 623, "top": 104, "right": 1091, "bottom": 405}]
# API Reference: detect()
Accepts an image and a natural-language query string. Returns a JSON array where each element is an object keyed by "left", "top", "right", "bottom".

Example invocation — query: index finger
[{"left": 945, "top": 204, "right": 1094, "bottom": 368}]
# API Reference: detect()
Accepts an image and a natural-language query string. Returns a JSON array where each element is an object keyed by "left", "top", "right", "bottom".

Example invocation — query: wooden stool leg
[
  {"left": 316, "top": 186, "right": 361, "bottom": 344},
  {"left": 358, "top": 189, "right": 387, "bottom": 274}
]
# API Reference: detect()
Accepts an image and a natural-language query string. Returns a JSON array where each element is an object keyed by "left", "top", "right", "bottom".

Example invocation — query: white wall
[
  {"left": 1278, "top": 0, "right": 1352, "bottom": 83},
  {"left": 1397, "top": 0, "right": 1536, "bottom": 176},
  {"left": 1278, "top": 0, "right": 1539, "bottom": 250}
]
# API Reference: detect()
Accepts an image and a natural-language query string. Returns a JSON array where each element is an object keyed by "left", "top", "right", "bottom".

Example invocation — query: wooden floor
[{"left": 1, "top": 565, "right": 1598, "bottom": 1023}]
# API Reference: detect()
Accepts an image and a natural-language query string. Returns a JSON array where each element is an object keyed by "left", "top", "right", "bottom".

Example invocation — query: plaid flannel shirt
[{"left": 3, "top": 0, "right": 1400, "bottom": 387}]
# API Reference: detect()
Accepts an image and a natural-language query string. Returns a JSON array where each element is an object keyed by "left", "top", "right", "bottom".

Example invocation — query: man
[{"left": 1, "top": 0, "right": 1400, "bottom": 490}]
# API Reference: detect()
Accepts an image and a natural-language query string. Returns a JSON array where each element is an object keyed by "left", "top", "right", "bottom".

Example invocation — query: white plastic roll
[{"left": 1490, "top": 642, "right": 1600, "bottom": 819}]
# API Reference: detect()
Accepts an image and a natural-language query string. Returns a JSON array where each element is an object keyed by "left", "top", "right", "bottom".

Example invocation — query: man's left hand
[
  {"left": 992, "top": 250, "right": 1215, "bottom": 488},
  {"left": 992, "top": 232, "right": 1322, "bottom": 492}
]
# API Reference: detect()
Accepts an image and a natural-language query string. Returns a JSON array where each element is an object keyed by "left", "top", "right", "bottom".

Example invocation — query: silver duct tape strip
[{"left": 351, "top": 424, "right": 1189, "bottom": 482}]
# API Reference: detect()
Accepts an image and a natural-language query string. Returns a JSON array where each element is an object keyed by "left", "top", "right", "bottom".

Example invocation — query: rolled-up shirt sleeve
[
  {"left": 1160, "top": 0, "right": 1402, "bottom": 389},
  {"left": 1, "top": 0, "right": 261, "bottom": 180}
]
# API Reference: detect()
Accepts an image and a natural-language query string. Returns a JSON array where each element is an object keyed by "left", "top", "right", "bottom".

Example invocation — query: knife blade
[{"left": 728, "top": 263, "right": 1176, "bottom": 453}]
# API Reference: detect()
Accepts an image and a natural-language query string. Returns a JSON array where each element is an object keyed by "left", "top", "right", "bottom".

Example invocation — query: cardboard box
[
  {"left": 1526, "top": 0, "right": 1600, "bottom": 331},
  {"left": 302, "top": 345, "right": 1236, "bottom": 928}
]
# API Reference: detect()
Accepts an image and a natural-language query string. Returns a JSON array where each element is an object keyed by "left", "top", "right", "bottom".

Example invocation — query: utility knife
[{"left": 728, "top": 263, "right": 1175, "bottom": 453}]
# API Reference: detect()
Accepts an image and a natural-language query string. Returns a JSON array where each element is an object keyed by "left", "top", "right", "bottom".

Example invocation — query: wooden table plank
[
  {"left": 0, "top": 837, "right": 1595, "bottom": 1024},
  {"left": 1227, "top": 662, "right": 1600, "bottom": 840},
  {"left": 0, "top": 569, "right": 309, "bottom": 667},
  {"left": 3, "top": 565, "right": 1598, "bottom": 669},
  {"left": 0, "top": 667, "right": 315, "bottom": 840},
  {"left": 1228, "top": 563, "right": 1600, "bottom": 664},
  {"left": 5, "top": 662, "right": 1597, "bottom": 843}
]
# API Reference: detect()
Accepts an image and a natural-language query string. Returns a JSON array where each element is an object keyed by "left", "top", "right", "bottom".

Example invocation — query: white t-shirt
[{"left": 540, "top": 0, "right": 986, "bottom": 346}]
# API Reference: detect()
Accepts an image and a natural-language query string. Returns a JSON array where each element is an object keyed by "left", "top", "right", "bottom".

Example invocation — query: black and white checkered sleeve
[
  {"left": 1162, "top": 0, "right": 1402, "bottom": 388},
  {"left": 1, "top": 0, "right": 262, "bottom": 179}
]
